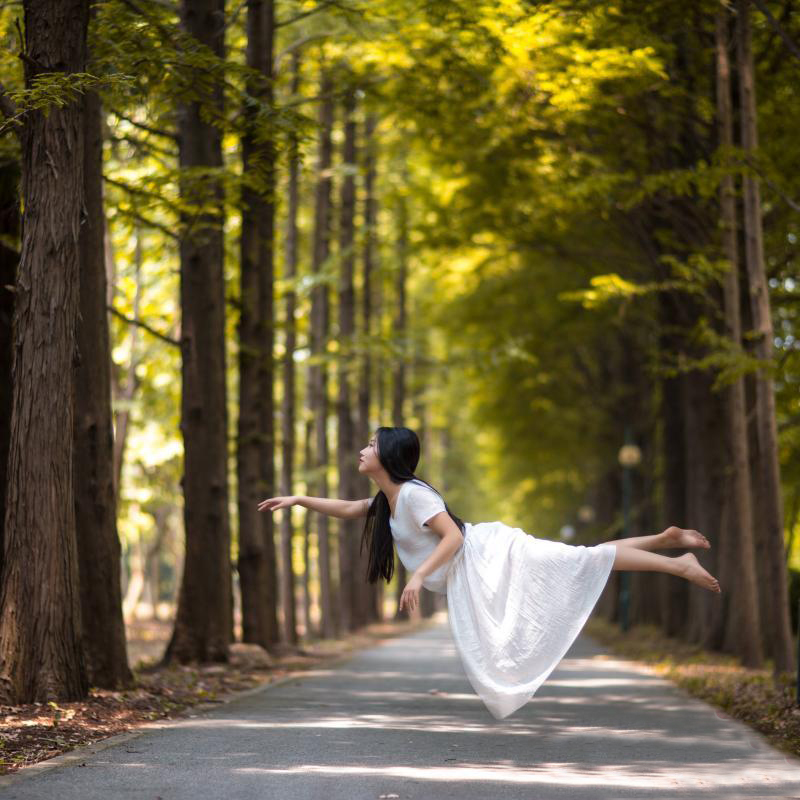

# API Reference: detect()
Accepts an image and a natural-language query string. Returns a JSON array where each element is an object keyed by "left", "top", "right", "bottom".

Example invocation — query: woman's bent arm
[{"left": 257, "top": 494, "right": 365, "bottom": 519}]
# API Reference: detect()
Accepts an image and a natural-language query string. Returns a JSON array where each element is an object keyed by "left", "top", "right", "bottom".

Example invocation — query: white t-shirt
[{"left": 369, "top": 479, "right": 460, "bottom": 594}]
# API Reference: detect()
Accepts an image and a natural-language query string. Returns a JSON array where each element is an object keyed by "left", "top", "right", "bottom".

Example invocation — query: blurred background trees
[{"left": 0, "top": 0, "right": 798, "bottom": 702}]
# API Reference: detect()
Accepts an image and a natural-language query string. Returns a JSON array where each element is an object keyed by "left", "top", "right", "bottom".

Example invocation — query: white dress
[{"left": 376, "top": 479, "right": 617, "bottom": 720}]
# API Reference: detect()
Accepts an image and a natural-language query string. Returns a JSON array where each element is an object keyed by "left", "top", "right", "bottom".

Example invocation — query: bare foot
[
  {"left": 675, "top": 553, "right": 721, "bottom": 593},
  {"left": 662, "top": 526, "right": 711, "bottom": 550}
]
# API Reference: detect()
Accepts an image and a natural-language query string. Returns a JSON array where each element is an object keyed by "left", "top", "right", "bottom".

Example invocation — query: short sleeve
[{"left": 409, "top": 483, "right": 447, "bottom": 528}]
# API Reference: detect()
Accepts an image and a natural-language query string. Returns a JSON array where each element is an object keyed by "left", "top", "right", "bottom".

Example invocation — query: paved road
[{"left": 2, "top": 612, "right": 800, "bottom": 799}]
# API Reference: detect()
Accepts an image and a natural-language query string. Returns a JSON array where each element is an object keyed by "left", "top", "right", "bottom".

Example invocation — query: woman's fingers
[
  {"left": 400, "top": 589, "right": 417, "bottom": 612},
  {"left": 257, "top": 497, "right": 284, "bottom": 511}
]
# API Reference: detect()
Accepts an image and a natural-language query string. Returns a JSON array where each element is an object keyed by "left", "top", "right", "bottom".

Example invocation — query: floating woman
[{"left": 257, "top": 425, "right": 721, "bottom": 720}]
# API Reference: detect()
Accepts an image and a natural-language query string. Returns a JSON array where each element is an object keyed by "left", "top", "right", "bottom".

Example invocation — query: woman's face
[{"left": 358, "top": 433, "right": 381, "bottom": 476}]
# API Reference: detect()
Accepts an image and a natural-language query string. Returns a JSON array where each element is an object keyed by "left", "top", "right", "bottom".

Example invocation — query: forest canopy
[{"left": 0, "top": 0, "right": 798, "bottom": 703}]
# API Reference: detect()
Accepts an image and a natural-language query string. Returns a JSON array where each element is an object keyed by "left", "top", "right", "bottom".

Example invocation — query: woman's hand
[
  {"left": 399, "top": 572, "right": 424, "bottom": 613},
  {"left": 257, "top": 495, "right": 297, "bottom": 513}
]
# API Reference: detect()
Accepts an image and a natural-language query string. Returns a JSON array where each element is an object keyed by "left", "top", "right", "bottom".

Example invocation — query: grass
[{"left": 585, "top": 616, "right": 800, "bottom": 758}]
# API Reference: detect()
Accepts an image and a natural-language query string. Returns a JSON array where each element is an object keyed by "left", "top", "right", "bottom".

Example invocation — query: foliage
[{"left": 2, "top": 0, "right": 798, "bottom": 607}]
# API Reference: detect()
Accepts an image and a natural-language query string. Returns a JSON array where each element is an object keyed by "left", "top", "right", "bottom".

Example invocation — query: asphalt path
[{"left": 2, "top": 612, "right": 800, "bottom": 799}]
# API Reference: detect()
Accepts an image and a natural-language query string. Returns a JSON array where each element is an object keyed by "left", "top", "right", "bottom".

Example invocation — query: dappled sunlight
[
  {"left": 161, "top": 707, "right": 750, "bottom": 750},
  {"left": 282, "top": 668, "right": 460, "bottom": 682},
  {"left": 9, "top": 624, "right": 800, "bottom": 799},
  {"left": 232, "top": 760, "right": 797, "bottom": 791},
  {"left": 545, "top": 676, "right": 661, "bottom": 688}
]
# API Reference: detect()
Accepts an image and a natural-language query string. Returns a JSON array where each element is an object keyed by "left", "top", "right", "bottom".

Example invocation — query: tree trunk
[
  {"left": 628, "top": 429, "right": 659, "bottom": 628},
  {"left": 122, "top": 530, "right": 147, "bottom": 621},
  {"left": 337, "top": 85, "right": 362, "bottom": 632},
  {"left": 658, "top": 306, "right": 688, "bottom": 639},
  {"left": 594, "top": 469, "right": 621, "bottom": 622},
  {"left": 0, "top": 160, "right": 19, "bottom": 581},
  {"left": 412, "top": 344, "right": 437, "bottom": 619},
  {"left": 0, "top": 0, "right": 90, "bottom": 703},
  {"left": 303, "top": 418, "right": 315, "bottom": 638},
  {"left": 111, "top": 229, "right": 143, "bottom": 498},
  {"left": 164, "top": 0, "right": 232, "bottom": 664},
  {"left": 393, "top": 194, "right": 408, "bottom": 620},
  {"left": 358, "top": 111, "right": 381, "bottom": 622},
  {"left": 74, "top": 85, "right": 133, "bottom": 688},
  {"left": 309, "top": 69, "right": 335, "bottom": 639},
  {"left": 279, "top": 49, "right": 302, "bottom": 647},
  {"left": 238, "top": 0, "right": 279, "bottom": 651},
  {"left": 736, "top": 0, "right": 793, "bottom": 674},
  {"left": 255, "top": 2, "right": 280, "bottom": 652},
  {"left": 715, "top": 10, "right": 762, "bottom": 666},
  {"left": 144, "top": 506, "right": 170, "bottom": 619},
  {"left": 683, "top": 363, "right": 727, "bottom": 647}
]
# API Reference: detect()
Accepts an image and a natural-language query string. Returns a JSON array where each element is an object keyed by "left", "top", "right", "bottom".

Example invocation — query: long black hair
[{"left": 360, "top": 426, "right": 466, "bottom": 584}]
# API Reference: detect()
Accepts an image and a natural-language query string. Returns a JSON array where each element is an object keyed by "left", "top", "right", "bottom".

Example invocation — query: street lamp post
[{"left": 617, "top": 424, "right": 641, "bottom": 633}]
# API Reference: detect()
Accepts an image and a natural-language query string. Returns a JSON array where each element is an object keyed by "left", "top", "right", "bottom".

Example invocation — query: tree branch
[
  {"left": 740, "top": 154, "right": 800, "bottom": 212},
  {"left": 107, "top": 304, "right": 180, "bottom": 347},
  {"left": 276, "top": 0, "right": 344, "bottom": 28},
  {"left": 0, "top": 79, "right": 18, "bottom": 121},
  {"left": 110, "top": 109, "right": 178, "bottom": 141},
  {"left": 112, "top": 207, "right": 181, "bottom": 240},
  {"left": 117, "top": 0, "right": 181, "bottom": 48},
  {"left": 751, "top": 0, "right": 800, "bottom": 62},
  {"left": 103, "top": 174, "right": 181, "bottom": 213},
  {"left": 107, "top": 132, "right": 176, "bottom": 161}
]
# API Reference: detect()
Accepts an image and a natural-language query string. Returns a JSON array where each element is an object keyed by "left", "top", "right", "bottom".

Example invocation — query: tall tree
[
  {"left": 337, "top": 83, "right": 362, "bottom": 632},
  {"left": 412, "top": 334, "right": 437, "bottom": 619},
  {"left": 0, "top": 0, "right": 90, "bottom": 703},
  {"left": 309, "top": 68, "right": 336, "bottom": 638},
  {"left": 392, "top": 191, "right": 408, "bottom": 620},
  {"left": 110, "top": 229, "right": 144, "bottom": 498},
  {"left": 358, "top": 111, "right": 382, "bottom": 622},
  {"left": 303, "top": 418, "right": 316, "bottom": 637},
  {"left": 715, "top": 9, "right": 762, "bottom": 667},
  {"left": 735, "top": 0, "right": 793, "bottom": 674},
  {"left": 238, "top": 0, "right": 279, "bottom": 651},
  {"left": 74, "top": 74, "right": 133, "bottom": 688},
  {"left": 0, "top": 158, "right": 19, "bottom": 581},
  {"left": 279, "top": 49, "right": 302, "bottom": 647},
  {"left": 255, "top": 0, "right": 280, "bottom": 651},
  {"left": 163, "top": 0, "right": 232, "bottom": 664}
]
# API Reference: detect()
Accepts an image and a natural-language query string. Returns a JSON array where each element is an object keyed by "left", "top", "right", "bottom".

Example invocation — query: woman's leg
[
  {"left": 610, "top": 544, "right": 720, "bottom": 593},
  {"left": 603, "top": 526, "right": 710, "bottom": 553}
]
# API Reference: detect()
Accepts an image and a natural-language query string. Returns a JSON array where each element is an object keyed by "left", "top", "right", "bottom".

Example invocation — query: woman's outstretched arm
[{"left": 257, "top": 494, "right": 368, "bottom": 520}]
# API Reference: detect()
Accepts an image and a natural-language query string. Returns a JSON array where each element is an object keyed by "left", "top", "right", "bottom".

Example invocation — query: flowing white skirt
[{"left": 445, "top": 520, "right": 617, "bottom": 719}]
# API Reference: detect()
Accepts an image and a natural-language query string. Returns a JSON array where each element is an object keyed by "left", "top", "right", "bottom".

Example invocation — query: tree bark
[
  {"left": 0, "top": 0, "right": 90, "bottom": 703},
  {"left": 393, "top": 193, "right": 408, "bottom": 620},
  {"left": 75, "top": 84, "right": 133, "bottom": 688},
  {"left": 0, "top": 160, "right": 19, "bottom": 581},
  {"left": 736, "top": 0, "right": 793, "bottom": 674},
  {"left": 658, "top": 302, "right": 689, "bottom": 639},
  {"left": 715, "top": 10, "right": 762, "bottom": 666},
  {"left": 111, "top": 229, "right": 142, "bottom": 498},
  {"left": 308, "top": 69, "right": 335, "bottom": 639},
  {"left": 255, "top": 0, "right": 280, "bottom": 651},
  {"left": 238, "top": 0, "right": 279, "bottom": 651},
  {"left": 163, "top": 0, "right": 232, "bottom": 664},
  {"left": 303, "top": 418, "right": 316, "bottom": 637},
  {"left": 412, "top": 343, "right": 437, "bottom": 619},
  {"left": 682, "top": 363, "right": 726, "bottom": 648},
  {"left": 279, "top": 49, "right": 302, "bottom": 647},
  {"left": 358, "top": 111, "right": 382, "bottom": 622},
  {"left": 337, "top": 84, "right": 362, "bottom": 632}
]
